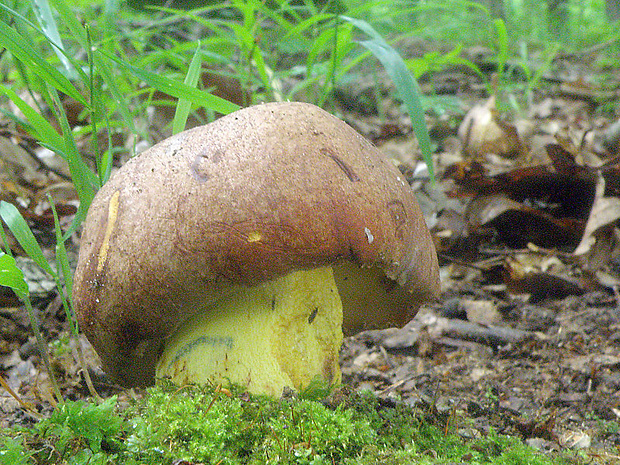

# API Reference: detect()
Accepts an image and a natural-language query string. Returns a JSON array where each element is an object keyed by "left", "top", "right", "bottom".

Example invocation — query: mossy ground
[{"left": 1, "top": 381, "right": 575, "bottom": 465}]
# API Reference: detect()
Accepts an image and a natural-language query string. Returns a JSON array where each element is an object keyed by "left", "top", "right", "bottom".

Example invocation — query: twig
[
  {"left": 573, "top": 37, "right": 620, "bottom": 56},
  {"left": 23, "top": 296, "right": 64, "bottom": 404},
  {"left": 19, "top": 141, "right": 72, "bottom": 182},
  {"left": 434, "top": 317, "right": 534, "bottom": 347},
  {"left": 0, "top": 375, "right": 43, "bottom": 420}
]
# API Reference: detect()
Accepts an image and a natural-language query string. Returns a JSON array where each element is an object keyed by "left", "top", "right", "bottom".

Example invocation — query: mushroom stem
[{"left": 155, "top": 266, "right": 344, "bottom": 396}]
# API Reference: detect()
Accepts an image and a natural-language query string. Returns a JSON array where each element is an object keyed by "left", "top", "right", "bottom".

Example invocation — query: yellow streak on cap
[
  {"left": 97, "top": 190, "right": 120, "bottom": 273},
  {"left": 247, "top": 231, "right": 263, "bottom": 243}
]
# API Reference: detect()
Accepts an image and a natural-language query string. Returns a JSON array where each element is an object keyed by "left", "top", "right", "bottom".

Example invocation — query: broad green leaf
[
  {"left": 341, "top": 16, "right": 435, "bottom": 182},
  {"left": 0, "top": 201, "right": 55, "bottom": 276},
  {"left": 0, "top": 252, "right": 29, "bottom": 300},
  {"left": 173, "top": 44, "right": 203, "bottom": 135}
]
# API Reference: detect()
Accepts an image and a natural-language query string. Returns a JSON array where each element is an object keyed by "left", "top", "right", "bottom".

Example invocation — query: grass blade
[
  {"left": 0, "top": 252, "right": 29, "bottom": 300},
  {"left": 99, "top": 50, "right": 240, "bottom": 115},
  {"left": 103, "top": 0, "right": 121, "bottom": 16},
  {"left": 173, "top": 44, "right": 203, "bottom": 134},
  {"left": 47, "top": 85, "right": 98, "bottom": 204},
  {"left": 360, "top": 37, "right": 434, "bottom": 178},
  {"left": 49, "top": 196, "right": 102, "bottom": 401},
  {"left": 494, "top": 18, "right": 509, "bottom": 79},
  {"left": 45, "top": 86, "right": 100, "bottom": 240},
  {"left": 94, "top": 52, "right": 136, "bottom": 138},
  {"left": 50, "top": 0, "right": 88, "bottom": 50},
  {"left": 31, "top": 0, "right": 77, "bottom": 79},
  {"left": 0, "top": 9, "right": 85, "bottom": 104},
  {"left": 0, "top": 250, "right": 63, "bottom": 402},
  {"left": 282, "top": 13, "right": 333, "bottom": 39},
  {"left": 0, "top": 201, "right": 55, "bottom": 277},
  {"left": 341, "top": 16, "right": 434, "bottom": 182},
  {"left": 48, "top": 197, "right": 73, "bottom": 306},
  {"left": 0, "top": 85, "right": 66, "bottom": 153},
  {"left": 228, "top": 22, "right": 272, "bottom": 99}
]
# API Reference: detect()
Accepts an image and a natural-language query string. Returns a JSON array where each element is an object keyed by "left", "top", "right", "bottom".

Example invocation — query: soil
[{"left": 342, "top": 291, "right": 620, "bottom": 455}]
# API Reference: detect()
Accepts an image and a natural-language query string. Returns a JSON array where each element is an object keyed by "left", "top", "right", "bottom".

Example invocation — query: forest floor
[{"left": 2, "top": 37, "right": 620, "bottom": 462}]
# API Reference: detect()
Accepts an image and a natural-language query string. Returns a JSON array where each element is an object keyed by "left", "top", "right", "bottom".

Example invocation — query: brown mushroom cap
[{"left": 73, "top": 102, "right": 440, "bottom": 387}]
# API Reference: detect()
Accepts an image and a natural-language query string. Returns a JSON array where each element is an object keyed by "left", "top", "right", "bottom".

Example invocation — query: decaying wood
[{"left": 382, "top": 312, "right": 535, "bottom": 351}]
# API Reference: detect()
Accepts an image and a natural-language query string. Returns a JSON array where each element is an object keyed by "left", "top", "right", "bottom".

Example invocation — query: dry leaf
[
  {"left": 574, "top": 174, "right": 620, "bottom": 255},
  {"left": 458, "top": 96, "right": 524, "bottom": 159}
]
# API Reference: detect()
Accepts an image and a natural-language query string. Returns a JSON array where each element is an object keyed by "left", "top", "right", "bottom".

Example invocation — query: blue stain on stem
[{"left": 167, "top": 335, "right": 234, "bottom": 370}]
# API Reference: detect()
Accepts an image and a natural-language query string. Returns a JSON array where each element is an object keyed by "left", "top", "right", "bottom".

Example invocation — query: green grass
[
  {"left": 353, "top": 0, "right": 618, "bottom": 50},
  {"left": 1, "top": 382, "right": 572, "bottom": 465}
]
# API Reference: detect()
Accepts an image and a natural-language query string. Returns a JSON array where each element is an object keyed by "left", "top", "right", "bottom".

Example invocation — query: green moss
[
  {"left": 0, "top": 382, "right": 575, "bottom": 465},
  {"left": 125, "top": 383, "right": 377, "bottom": 464},
  {"left": 36, "top": 396, "right": 123, "bottom": 455},
  {"left": 0, "top": 436, "right": 32, "bottom": 465}
]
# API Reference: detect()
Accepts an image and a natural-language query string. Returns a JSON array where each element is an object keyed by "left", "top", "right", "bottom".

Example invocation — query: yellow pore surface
[{"left": 155, "top": 266, "right": 344, "bottom": 396}]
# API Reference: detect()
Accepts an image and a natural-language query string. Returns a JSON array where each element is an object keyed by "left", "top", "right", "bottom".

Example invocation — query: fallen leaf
[
  {"left": 574, "top": 174, "right": 620, "bottom": 255},
  {"left": 461, "top": 298, "right": 502, "bottom": 325},
  {"left": 458, "top": 96, "right": 524, "bottom": 159},
  {"left": 504, "top": 256, "right": 586, "bottom": 301},
  {"left": 466, "top": 193, "right": 584, "bottom": 249}
]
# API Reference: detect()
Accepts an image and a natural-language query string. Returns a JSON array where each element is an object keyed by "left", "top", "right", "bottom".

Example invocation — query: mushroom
[{"left": 73, "top": 102, "right": 440, "bottom": 396}]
